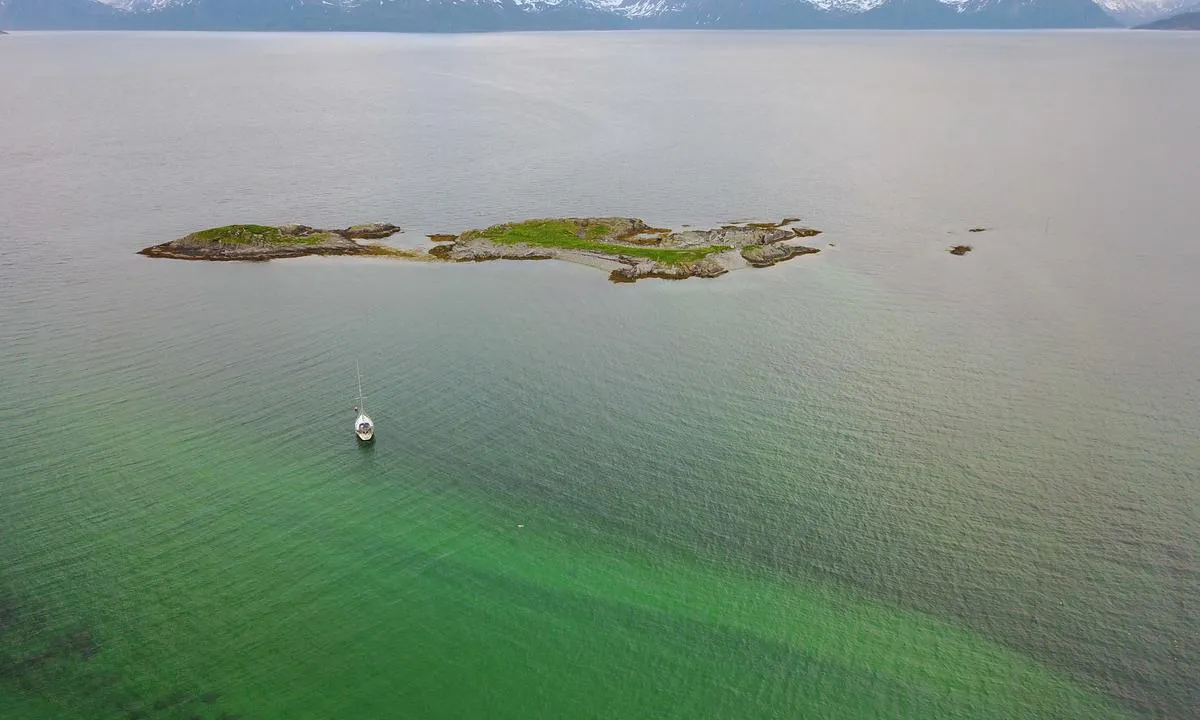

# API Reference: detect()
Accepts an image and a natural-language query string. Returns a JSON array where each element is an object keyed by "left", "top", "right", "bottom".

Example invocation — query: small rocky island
[
  {"left": 139, "top": 217, "right": 822, "bottom": 283},
  {"left": 138, "top": 223, "right": 405, "bottom": 260}
]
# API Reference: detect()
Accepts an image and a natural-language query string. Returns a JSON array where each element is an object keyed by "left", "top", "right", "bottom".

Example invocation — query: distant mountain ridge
[
  {"left": 0, "top": 0, "right": 1124, "bottom": 31},
  {"left": 1134, "top": 8, "right": 1200, "bottom": 25}
]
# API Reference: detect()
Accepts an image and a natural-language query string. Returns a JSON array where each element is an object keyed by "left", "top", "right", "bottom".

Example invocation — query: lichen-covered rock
[
  {"left": 608, "top": 258, "right": 728, "bottom": 283},
  {"left": 341, "top": 223, "right": 403, "bottom": 239}
]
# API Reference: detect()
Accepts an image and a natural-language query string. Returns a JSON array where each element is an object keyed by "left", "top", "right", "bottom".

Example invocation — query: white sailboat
[{"left": 353, "top": 361, "right": 374, "bottom": 442}]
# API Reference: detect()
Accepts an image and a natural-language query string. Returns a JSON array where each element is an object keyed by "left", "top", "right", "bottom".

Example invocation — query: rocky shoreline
[
  {"left": 138, "top": 217, "right": 823, "bottom": 282},
  {"left": 421, "top": 217, "right": 823, "bottom": 282}
]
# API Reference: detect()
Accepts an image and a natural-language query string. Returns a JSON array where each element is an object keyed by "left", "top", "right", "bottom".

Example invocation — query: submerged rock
[
  {"left": 950, "top": 245, "right": 973, "bottom": 255},
  {"left": 59, "top": 629, "right": 100, "bottom": 660},
  {"left": 151, "top": 690, "right": 191, "bottom": 711},
  {"left": 741, "top": 243, "right": 820, "bottom": 268},
  {"left": 0, "top": 594, "right": 17, "bottom": 631}
]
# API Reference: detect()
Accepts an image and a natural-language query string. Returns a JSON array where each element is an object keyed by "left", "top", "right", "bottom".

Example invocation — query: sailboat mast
[{"left": 356, "top": 360, "right": 365, "bottom": 412}]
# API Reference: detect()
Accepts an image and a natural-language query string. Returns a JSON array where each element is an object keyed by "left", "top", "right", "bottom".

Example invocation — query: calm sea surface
[{"left": 1, "top": 30, "right": 1197, "bottom": 719}]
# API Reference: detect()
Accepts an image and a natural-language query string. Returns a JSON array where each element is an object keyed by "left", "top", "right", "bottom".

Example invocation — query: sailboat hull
[{"left": 355, "top": 414, "right": 374, "bottom": 442}]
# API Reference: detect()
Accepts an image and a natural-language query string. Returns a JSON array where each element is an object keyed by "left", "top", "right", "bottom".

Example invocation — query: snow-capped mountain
[
  {"left": 1, "top": 0, "right": 1123, "bottom": 31},
  {"left": 0, "top": 0, "right": 126, "bottom": 28},
  {"left": 803, "top": 0, "right": 889, "bottom": 10},
  {"left": 1095, "top": 0, "right": 1194, "bottom": 25},
  {"left": 103, "top": 0, "right": 177, "bottom": 9},
  {"left": 950, "top": 0, "right": 1120, "bottom": 27}
]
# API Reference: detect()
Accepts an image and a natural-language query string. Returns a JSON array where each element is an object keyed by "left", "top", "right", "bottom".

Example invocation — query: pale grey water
[{"left": 1, "top": 30, "right": 1198, "bottom": 719}]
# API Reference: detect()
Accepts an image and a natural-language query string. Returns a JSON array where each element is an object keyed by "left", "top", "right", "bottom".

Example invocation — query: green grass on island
[
  {"left": 466, "top": 220, "right": 729, "bottom": 265},
  {"left": 186, "top": 225, "right": 329, "bottom": 246}
]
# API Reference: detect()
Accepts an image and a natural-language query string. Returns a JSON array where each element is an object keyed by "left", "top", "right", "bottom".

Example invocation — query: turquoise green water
[
  {"left": 0, "top": 325, "right": 1132, "bottom": 720},
  {"left": 2, "top": 31, "right": 1198, "bottom": 719}
]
